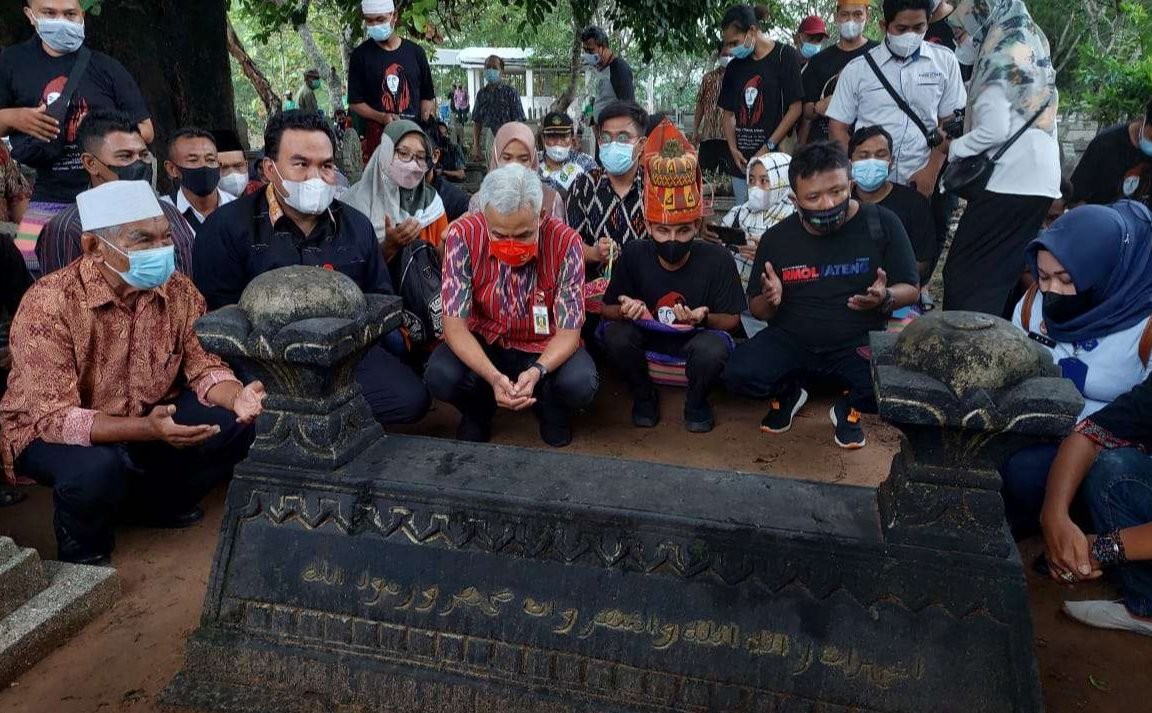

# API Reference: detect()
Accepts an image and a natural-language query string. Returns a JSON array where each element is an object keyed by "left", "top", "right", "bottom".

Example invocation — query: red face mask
[{"left": 490, "top": 238, "right": 538, "bottom": 267}]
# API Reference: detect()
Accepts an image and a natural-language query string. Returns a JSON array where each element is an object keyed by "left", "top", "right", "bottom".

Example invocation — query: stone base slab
[{"left": 0, "top": 559, "right": 120, "bottom": 686}]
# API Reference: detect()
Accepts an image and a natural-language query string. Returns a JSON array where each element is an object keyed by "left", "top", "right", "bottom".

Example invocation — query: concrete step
[
  {"left": 0, "top": 537, "right": 47, "bottom": 621},
  {"left": 0, "top": 559, "right": 119, "bottom": 687}
]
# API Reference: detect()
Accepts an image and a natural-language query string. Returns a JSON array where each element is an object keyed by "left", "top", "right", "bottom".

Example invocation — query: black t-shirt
[
  {"left": 854, "top": 183, "right": 935, "bottom": 265},
  {"left": 347, "top": 38, "right": 435, "bottom": 120},
  {"left": 802, "top": 41, "right": 878, "bottom": 144},
  {"left": 1070, "top": 123, "right": 1152, "bottom": 206},
  {"left": 718, "top": 43, "right": 804, "bottom": 177},
  {"left": 0, "top": 38, "right": 150, "bottom": 203},
  {"left": 748, "top": 203, "right": 919, "bottom": 351},
  {"left": 604, "top": 240, "right": 747, "bottom": 325},
  {"left": 925, "top": 20, "right": 957, "bottom": 51}
]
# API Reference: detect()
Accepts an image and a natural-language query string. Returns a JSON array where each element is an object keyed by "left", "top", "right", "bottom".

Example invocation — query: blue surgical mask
[
  {"left": 1140, "top": 119, "right": 1152, "bottom": 158},
  {"left": 599, "top": 142, "right": 636, "bottom": 176},
  {"left": 367, "top": 23, "right": 393, "bottom": 42},
  {"left": 100, "top": 238, "right": 176, "bottom": 290},
  {"left": 35, "top": 16, "right": 85, "bottom": 54},
  {"left": 801, "top": 42, "right": 821, "bottom": 59},
  {"left": 729, "top": 35, "right": 755, "bottom": 60},
  {"left": 484, "top": 68, "right": 501, "bottom": 84},
  {"left": 852, "top": 159, "right": 890, "bottom": 192}
]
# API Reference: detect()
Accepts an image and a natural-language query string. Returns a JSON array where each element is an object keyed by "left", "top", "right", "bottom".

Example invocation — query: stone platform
[
  {"left": 0, "top": 537, "right": 119, "bottom": 686},
  {"left": 164, "top": 269, "right": 1078, "bottom": 713}
]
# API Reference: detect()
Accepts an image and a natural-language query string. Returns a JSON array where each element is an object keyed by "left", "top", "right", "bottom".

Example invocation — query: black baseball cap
[{"left": 541, "top": 111, "right": 574, "bottom": 134}]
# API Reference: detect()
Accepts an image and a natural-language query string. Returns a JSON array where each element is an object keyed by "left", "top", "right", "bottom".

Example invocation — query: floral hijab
[{"left": 948, "top": 0, "right": 1058, "bottom": 133}]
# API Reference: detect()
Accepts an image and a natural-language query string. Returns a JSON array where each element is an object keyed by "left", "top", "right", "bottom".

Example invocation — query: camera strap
[{"left": 863, "top": 52, "right": 934, "bottom": 143}]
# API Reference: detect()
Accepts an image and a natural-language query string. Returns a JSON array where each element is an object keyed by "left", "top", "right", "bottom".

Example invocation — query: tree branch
[{"left": 227, "top": 18, "right": 282, "bottom": 114}]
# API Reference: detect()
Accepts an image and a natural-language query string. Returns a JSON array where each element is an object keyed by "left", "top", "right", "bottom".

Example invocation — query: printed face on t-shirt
[
  {"left": 40, "top": 74, "right": 89, "bottom": 142},
  {"left": 381, "top": 63, "right": 411, "bottom": 115}
]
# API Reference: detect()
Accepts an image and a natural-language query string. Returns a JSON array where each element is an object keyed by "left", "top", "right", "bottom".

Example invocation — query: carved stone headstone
[{"left": 165, "top": 276, "right": 1075, "bottom": 713}]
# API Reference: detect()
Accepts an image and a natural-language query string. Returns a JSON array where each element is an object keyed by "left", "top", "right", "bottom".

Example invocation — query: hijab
[
  {"left": 746, "top": 152, "right": 794, "bottom": 220},
  {"left": 490, "top": 122, "right": 539, "bottom": 171},
  {"left": 339, "top": 121, "right": 444, "bottom": 242},
  {"left": 948, "top": 0, "right": 1058, "bottom": 134},
  {"left": 1025, "top": 201, "right": 1152, "bottom": 343}
]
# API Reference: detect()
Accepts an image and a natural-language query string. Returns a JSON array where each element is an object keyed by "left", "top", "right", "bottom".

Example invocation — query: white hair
[{"left": 477, "top": 164, "right": 544, "bottom": 216}]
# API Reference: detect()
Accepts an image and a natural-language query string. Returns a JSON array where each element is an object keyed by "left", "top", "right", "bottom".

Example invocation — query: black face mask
[
  {"left": 1043, "top": 290, "right": 1095, "bottom": 324},
  {"left": 799, "top": 197, "right": 850, "bottom": 235},
  {"left": 110, "top": 159, "right": 153, "bottom": 184},
  {"left": 177, "top": 165, "right": 221, "bottom": 197},
  {"left": 655, "top": 238, "right": 693, "bottom": 264}
]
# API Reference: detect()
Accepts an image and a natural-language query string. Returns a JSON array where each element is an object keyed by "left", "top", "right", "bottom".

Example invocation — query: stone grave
[
  {"left": 0, "top": 536, "right": 119, "bottom": 687},
  {"left": 164, "top": 267, "right": 1079, "bottom": 713}
]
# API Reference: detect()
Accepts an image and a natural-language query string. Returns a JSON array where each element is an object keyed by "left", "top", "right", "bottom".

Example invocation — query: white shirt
[
  {"left": 1012, "top": 297, "right": 1152, "bottom": 420},
  {"left": 160, "top": 187, "right": 235, "bottom": 228},
  {"left": 949, "top": 84, "right": 1061, "bottom": 199},
  {"left": 827, "top": 41, "right": 967, "bottom": 184}
]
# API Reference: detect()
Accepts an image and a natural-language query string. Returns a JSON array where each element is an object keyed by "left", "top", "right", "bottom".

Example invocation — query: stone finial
[
  {"left": 195, "top": 266, "right": 402, "bottom": 471},
  {"left": 872, "top": 312, "right": 1084, "bottom": 556}
]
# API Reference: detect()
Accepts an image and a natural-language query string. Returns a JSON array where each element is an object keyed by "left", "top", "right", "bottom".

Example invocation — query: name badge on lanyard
[{"left": 533, "top": 290, "right": 550, "bottom": 335}]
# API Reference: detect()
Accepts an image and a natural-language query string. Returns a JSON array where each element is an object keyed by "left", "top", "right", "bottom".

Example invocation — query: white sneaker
[{"left": 1063, "top": 599, "right": 1152, "bottom": 637}]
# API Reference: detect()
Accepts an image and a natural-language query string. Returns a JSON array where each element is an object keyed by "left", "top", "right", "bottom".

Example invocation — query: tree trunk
[
  {"left": 85, "top": 0, "right": 235, "bottom": 160},
  {"left": 297, "top": 21, "right": 344, "bottom": 114},
  {"left": 228, "top": 19, "right": 282, "bottom": 115},
  {"left": 551, "top": 0, "right": 601, "bottom": 113},
  {"left": 0, "top": 5, "right": 33, "bottom": 47}
]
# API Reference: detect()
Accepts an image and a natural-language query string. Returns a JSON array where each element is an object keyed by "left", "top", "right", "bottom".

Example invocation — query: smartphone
[{"left": 712, "top": 225, "right": 747, "bottom": 247}]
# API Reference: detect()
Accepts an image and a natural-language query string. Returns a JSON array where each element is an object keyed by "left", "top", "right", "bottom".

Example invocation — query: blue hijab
[{"left": 1025, "top": 200, "right": 1152, "bottom": 343}]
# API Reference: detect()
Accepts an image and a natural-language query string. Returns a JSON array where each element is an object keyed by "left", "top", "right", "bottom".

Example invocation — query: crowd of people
[{"left": 2, "top": 0, "right": 1152, "bottom": 639}]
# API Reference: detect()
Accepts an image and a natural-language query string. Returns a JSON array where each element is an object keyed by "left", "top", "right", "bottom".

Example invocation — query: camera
[{"left": 926, "top": 109, "right": 966, "bottom": 148}]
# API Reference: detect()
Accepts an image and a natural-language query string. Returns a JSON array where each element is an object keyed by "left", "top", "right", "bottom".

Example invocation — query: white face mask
[
  {"left": 218, "top": 172, "right": 249, "bottom": 197},
  {"left": 545, "top": 145, "right": 571, "bottom": 163},
  {"left": 746, "top": 187, "right": 771, "bottom": 212},
  {"left": 839, "top": 20, "right": 864, "bottom": 41},
  {"left": 272, "top": 163, "right": 336, "bottom": 215},
  {"left": 955, "top": 35, "right": 978, "bottom": 65},
  {"left": 886, "top": 31, "right": 925, "bottom": 58}
]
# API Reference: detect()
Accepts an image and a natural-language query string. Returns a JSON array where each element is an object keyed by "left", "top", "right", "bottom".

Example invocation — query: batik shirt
[{"left": 566, "top": 167, "right": 648, "bottom": 250}]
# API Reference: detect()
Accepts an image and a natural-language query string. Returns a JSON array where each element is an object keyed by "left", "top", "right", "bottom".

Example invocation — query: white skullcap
[
  {"left": 362, "top": 0, "right": 394, "bottom": 13},
  {"left": 77, "top": 181, "right": 164, "bottom": 232}
]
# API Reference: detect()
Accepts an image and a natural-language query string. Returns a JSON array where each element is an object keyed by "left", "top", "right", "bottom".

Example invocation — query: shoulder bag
[{"left": 941, "top": 99, "right": 1050, "bottom": 201}]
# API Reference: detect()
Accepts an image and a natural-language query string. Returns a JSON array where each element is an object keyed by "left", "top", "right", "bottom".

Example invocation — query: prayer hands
[
  {"left": 491, "top": 372, "right": 536, "bottom": 411},
  {"left": 848, "top": 269, "right": 888, "bottom": 312},
  {"left": 618, "top": 295, "right": 647, "bottom": 321},
  {"left": 760, "top": 262, "right": 782, "bottom": 308},
  {"left": 596, "top": 237, "right": 616, "bottom": 263},
  {"left": 385, "top": 215, "right": 421, "bottom": 246},
  {"left": 8, "top": 104, "right": 59, "bottom": 142},
  {"left": 147, "top": 404, "right": 220, "bottom": 449},
  {"left": 672, "top": 303, "right": 709, "bottom": 326},
  {"left": 1043, "top": 513, "right": 1103, "bottom": 584},
  {"left": 232, "top": 381, "right": 266, "bottom": 424}
]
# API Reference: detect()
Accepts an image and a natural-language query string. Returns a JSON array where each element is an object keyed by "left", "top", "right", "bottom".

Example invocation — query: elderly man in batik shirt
[{"left": 0, "top": 181, "right": 264, "bottom": 566}]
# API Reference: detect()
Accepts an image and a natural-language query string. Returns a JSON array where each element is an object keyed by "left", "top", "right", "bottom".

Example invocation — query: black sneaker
[
  {"left": 830, "top": 399, "right": 866, "bottom": 450},
  {"left": 456, "top": 413, "right": 493, "bottom": 442},
  {"left": 684, "top": 400, "right": 714, "bottom": 434},
  {"left": 537, "top": 404, "right": 573, "bottom": 448},
  {"left": 632, "top": 390, "right": 661, "bottom": 428},
  {"left": 760, "top": 386, "right": 808, "bottom": 434}
]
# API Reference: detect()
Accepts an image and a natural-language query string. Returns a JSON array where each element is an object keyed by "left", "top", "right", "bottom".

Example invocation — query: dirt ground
[{"left": 1, "top": 381, "right": 1149, "bottom": 712}]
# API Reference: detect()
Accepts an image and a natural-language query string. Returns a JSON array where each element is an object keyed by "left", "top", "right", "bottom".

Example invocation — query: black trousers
[
  {"left": 600, "top": 321, "right": 730, "bottom": 406},
  {"left": 355, "top": 344, "right": 432, "bottom": 426},
  {"left": 16, "top": 389, "right": 255, "bottom": 561},
  {"left": 942, "top": 191, "right": 1052, "bottom": 317},
  {"left": 425, "top": 339, "right": 599, "bottom": 426},
  {"left": 723, "top": 326, "right": 877, "bottom": 412}
]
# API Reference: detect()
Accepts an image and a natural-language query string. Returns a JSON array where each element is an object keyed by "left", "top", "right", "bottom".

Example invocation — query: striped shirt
[
  {"left": 35, "top": 200, "right": 196, "bottom": 278},
  {"left": 442, "top": 213, "right": 584, "bottom": 354}
]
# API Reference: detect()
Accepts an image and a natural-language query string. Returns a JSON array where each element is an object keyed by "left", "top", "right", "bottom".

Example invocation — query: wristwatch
[
  {"left": 530, "top": 362, "right": 549, "bottom": 378},
  {"left": 1091, "top": 530, "right": 1128, "bottom": 567},
  {"left": 879, "top": 288, "right": 896, "bottom": 314}
]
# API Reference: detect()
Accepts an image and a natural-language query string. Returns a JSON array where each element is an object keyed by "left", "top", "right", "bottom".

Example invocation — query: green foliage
[
  {"left": 80, "top": 0, "right": 102, "bottom": 15},
  {"left": 1069, "top": 1, "right": 1152, "bottom": 125}
]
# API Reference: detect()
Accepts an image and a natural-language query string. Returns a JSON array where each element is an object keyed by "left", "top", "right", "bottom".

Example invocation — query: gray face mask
[{"left": 35, "top": 17, "right": 86, "bottom": 54}]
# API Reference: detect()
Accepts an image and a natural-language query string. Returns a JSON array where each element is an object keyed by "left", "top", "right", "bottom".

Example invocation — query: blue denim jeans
[
  {"left": 1000, "top": 443, "right": 1060, "bottom": 538},
  {"left": 731, "top": 177, "right": 749, "bottom": 206},
  {"left": 1082, "top": 448, "right": 1152, "bottom": 617}
]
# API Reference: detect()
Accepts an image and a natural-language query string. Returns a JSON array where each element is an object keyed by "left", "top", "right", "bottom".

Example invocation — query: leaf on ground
[{"left": 1089, "top": 674, "right": 1111, "bottom": 692}]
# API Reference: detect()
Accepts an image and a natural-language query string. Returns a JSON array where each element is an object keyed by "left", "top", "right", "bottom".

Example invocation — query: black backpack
[{"left": 394, "top": 240, "right": 443, "bottom": 346}]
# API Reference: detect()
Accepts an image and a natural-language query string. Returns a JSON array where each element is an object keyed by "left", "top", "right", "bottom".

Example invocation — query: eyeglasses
[
  {"left": 598, "top": 132, "right": 637, "bottom": 147},
  {"left": 394, "top": 147, "right": 429, "bottom": 167}
]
